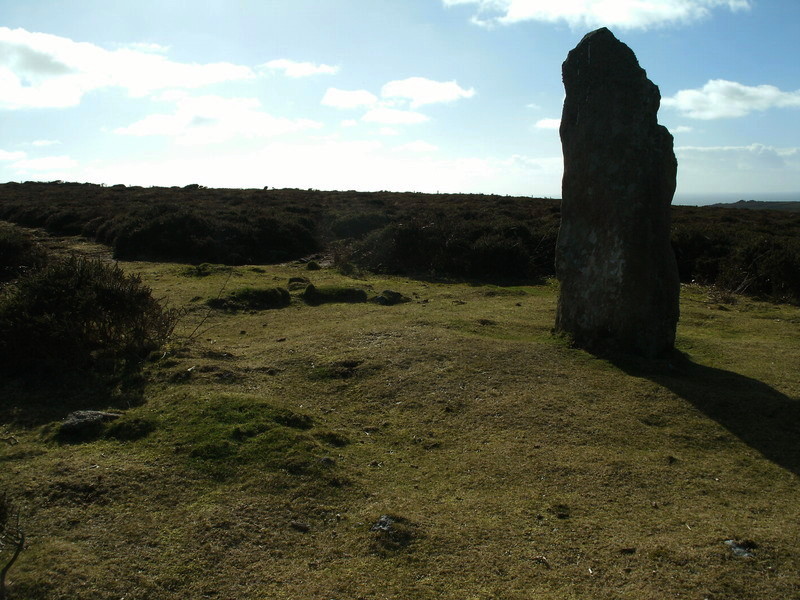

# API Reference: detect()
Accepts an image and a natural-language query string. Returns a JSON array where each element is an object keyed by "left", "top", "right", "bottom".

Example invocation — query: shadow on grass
[
  {"left": 612, "top": 351, "right": 800, "bottom": 475},
  {"left": 0, "top": 367, "right": 147, "bottom": 428}
]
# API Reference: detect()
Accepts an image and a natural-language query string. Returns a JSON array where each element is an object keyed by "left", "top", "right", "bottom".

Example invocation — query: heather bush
[
  {"left": 0, "top": 225, "right": 47, "bottom": 282},
  {"left": 717, "top": 236, "right": 800, "bottom": 301},
  {"left": 330, "top": 212, "right": 390, "bottom": 239},
  {"left": 0, "top": 255, "right": 178, "bottom": 375}
]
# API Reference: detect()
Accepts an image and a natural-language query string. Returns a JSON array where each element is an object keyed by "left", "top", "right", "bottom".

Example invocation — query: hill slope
[{"left": 1, "top": 235, "right": 798, "bottom": 599}]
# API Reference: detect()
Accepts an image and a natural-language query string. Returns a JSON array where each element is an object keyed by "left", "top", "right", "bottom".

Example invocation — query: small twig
[
  {"left": 0, "top": 429, "right": 18, "bottom": 446},
  {"left": 0, "top": 496, "right": 25, "bottom": 600},
  {"left": 184, "top": 268, "right": 233, "bottom": 344}
]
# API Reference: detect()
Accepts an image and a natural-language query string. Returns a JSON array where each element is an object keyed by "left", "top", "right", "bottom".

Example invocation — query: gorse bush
[
  {"left": 0, "top": 255, "right": 178, "bottom": 375},
  {"left": 0, "top": 225, "right": 47, "bottom": 282},
  {"left": 717, "top": 236, "right": 800, "bottom": 301},
  {"left": 350, "top": 214, "right": 557, "bottom": 283}
]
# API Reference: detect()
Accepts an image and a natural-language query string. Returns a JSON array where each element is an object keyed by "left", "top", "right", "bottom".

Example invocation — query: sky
[{"left": 1, "top": 0, "right": 799, "bottom": 203}]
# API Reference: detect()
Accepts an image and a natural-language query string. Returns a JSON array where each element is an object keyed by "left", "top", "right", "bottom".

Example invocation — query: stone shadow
[{"left": 611, "top": 351, "right": 800, "bottom": 475}]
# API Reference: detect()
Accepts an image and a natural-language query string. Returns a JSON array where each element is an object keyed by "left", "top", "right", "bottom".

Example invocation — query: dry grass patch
[{"left": 1, "top": 263, "right": 798, "bottom": 599}]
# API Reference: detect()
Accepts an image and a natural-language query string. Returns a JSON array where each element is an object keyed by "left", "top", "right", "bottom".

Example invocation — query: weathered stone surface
[
  {"left": 58, "top": 410, "right": 122, "bottom": 441},
  {"left": 371, "top": 290, "right": 411, "bottom": 306},
  {"left": 555, "top": 27, "right": 680, "bottom": 358}
]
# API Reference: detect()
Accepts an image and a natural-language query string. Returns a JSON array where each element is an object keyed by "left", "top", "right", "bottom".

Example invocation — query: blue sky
[{"left": 1, "top": 0, "right": 798, "bottom": 202}]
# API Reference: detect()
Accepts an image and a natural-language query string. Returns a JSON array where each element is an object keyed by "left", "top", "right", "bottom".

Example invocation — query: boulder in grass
[
  {"left": 59, "top": 410, "right": 121, "bottom": 442},
  {"left": 372, "top": 290, "right": 411, "bottom": 306}
]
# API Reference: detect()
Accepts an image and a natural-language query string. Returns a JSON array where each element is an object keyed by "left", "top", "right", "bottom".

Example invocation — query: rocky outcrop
[{"left": 555, "top": 27, "right": 680, "bottom": 358}]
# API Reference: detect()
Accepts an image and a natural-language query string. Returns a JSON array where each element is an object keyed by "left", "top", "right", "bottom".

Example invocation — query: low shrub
[
  {"left": 0, "top": 255, "right": 178, "bottom": 376},
  {"left": 717, "top": 236, "right": 800, "bottom": 301},
  {"left": 330, "top": 212, "right": 390, "bottom": 239},
  {"left": 0, "top": 225, "right": 47, "bottom": 282},
  {"left": 350, "top": 215, "right": 554, "bottom": 283},
  {"left": 207, "top": 287, "right": 291, "bottom": 311}
]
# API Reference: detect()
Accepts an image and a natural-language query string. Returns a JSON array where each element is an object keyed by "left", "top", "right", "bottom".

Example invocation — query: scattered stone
[
  {"left": 725, "top": 539, "right": 757, "bottom": 558},
  {"left": 372, "top": 290, "right": 411, "bottom": 306},
  {"left": 370, "top": 514, "right": 417, "bottom": 553},
  {"left": 555, "top": 27, "right": 680, "bottom": 358},
  {"left": 287, "top": 276, "right": 311, "bottom": 291},
  {"left": 290, "top": 520, "right": 311, "bottom": 533},
  {"left": 59, "top": 410, "right": 122, "bottom": 442}
]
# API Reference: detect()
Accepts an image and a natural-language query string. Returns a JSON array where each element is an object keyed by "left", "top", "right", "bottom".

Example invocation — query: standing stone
[{"left": 555, "top": 28, "right": 680, "bottom": 358}]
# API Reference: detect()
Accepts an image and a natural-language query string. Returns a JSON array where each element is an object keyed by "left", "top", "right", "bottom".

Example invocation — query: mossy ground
[{"left": 1, "top": 236, "right": 799, "bottom": 599}]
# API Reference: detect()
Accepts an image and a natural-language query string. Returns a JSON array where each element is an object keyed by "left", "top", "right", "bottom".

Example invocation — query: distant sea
[{"left": 673, "top": 192, "right": 800, "bottom": 206}]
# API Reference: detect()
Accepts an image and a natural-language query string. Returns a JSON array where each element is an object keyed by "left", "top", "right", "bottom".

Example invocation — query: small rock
[
  {"left": 290, "top": 521, "right": 311, "bottom": 533},
  {"left": 371, "top": 515, "right": 394, "bottom": 532},
  {"left": 725, "top": 539, "right": 757, "bottom": 558},
  {"left": 370, "top": 514, "right": 417, "bottom": 553},
  {"left": 288, "top": 277, "right": 311, "bottom": 291},
  {"left": 372, "top": 290, "right": 411, "bottom": 306},
  {"left": 59, "top": 410, "right": 122, "bottom": 441}
]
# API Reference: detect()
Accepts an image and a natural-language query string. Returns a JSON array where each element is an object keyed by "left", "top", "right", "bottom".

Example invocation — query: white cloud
[
  {"left": 378, "top": 127, "right": 401, "bottom": 136},
  {"left": 0, "top": 149, "right": 26, "bottom": 161},
  {"left": 341, "top": 119, "right": 358, "bottom": 128},
  {"left": 677, "top": 143, "right": 798, "bottom": 169},
  {"left": 31, "top": 139, "right": 61, "bottom": 147},
  {"left": 397, "top": 141, "right": 439, "bottom": 153},
  {"left": 671, "top": 125, "right": 693, "bottom": 133},
  {"left": 443, "top": 0, "right": 751, "bottom": 30},
  {"left": 675, "top": 144, "right": 800, "bottom": 193},
  {"left": 124, "top": 42, "right": 170, "bottom": 54},
  {"left": 115, "top": 93, "right": 322, "bottom": 145},
  {"left": 381, "top": 77, "right": 475, "bottom": 108},
  {"left": 362, "top": 107, "right": 430, "bottom": 125},
  {"left": 321, "top": 87, "right": 378, "bottom": 109},
  {"left": 0, "top": 26, "right": 255, "bottom": 109},
  {"left": 12, "top": 155, "right": 77, "bottom": 171},
  {"left": 662, "top": 79, "right": 800, "bottom": 119},
  {"left": 535, "top": 118, "right": 560, "bottom": 130},
  {"left": 262, "top": 58, "right": 338, "bottom": 78}
]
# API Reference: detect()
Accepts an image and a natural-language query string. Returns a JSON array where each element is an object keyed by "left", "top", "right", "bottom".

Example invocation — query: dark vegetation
[
  {"left": 0, "top": 492, "right": 24, "bottom": 600},
  {"left": 0, "top": 223, "right": 178, "bottom": 407},
  {"left": 2, "top": 182, "right": 799, "bottom": 303},
  {"left": 206, "top": 286, "right": 291, "bottom": 311}
]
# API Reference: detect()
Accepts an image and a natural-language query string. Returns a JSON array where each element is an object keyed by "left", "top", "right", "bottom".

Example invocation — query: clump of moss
[
  {"left": 301, "top": 284, "right": 367, "bottom": 306},
  {"left": 172, "top": 394, "right": 331, "bottom": 481},
  {"left": 207, "top": 287, "right": 290, "bottom": 311},
  {"left": 181, "top": 263, "right": 230, "bottom": 277}
]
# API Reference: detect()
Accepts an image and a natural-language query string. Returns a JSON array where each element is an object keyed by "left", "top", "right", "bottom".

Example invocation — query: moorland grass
[{"left": 0, "top": 238, "right": 798, "bottom": 599}]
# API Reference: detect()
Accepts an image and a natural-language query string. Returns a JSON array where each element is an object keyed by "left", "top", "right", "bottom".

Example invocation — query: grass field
[{"left": 1, "top": 233, "right": 799, "bottom": 599}]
